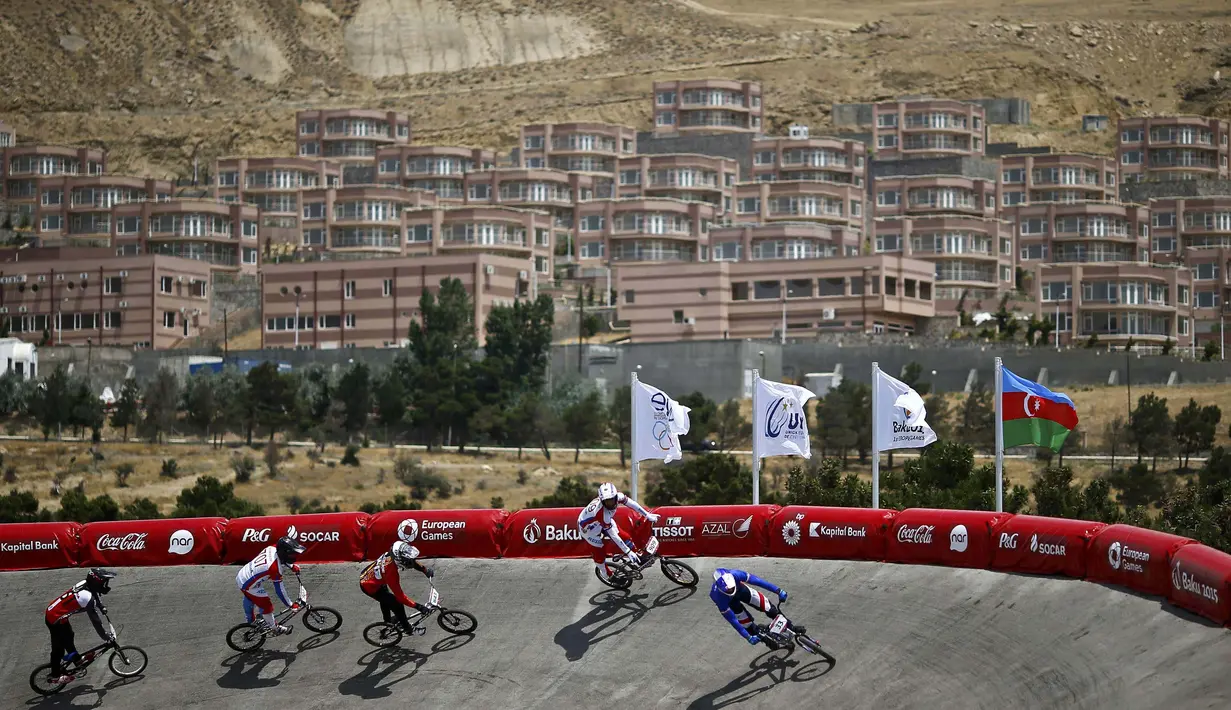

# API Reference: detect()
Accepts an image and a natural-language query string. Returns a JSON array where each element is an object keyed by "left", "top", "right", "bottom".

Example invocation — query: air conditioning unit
[
  {"left": 484, "top": 265, "right": 495, "bottom": 275},
  {"left": 192, "top": 308, "right": 201, "bottom": 315},
  {"left": 789, "top": 124, "right": 809, "bottom": 139},
  {"left": 0, "top": 307, "right": 8, "bottom": 314},
  {"left": 822, "top": 308, "right": 836, "bottom": 320},
  {"left": 518, "top": 270, "right": 528, "bottom": 280},
  {"left": 177, "top": 275, "right": 186, "bottom": 283},
  {"left": 79, "top": 273, "right": 88, "bottom": 280},
  {"left": 119, "top": 271, "right": 128, "bottom": 278},
  {"left": 119, "top": 301, "right": 128, "bottom": 308},
  {"left": 55, "top": 274, "right": 64, "bottom": 281},
  {"left": 180, "top": 307, "right": 187, "bottom": 313},
  {"left": 18, "top": 306, "right": 26, "bottom": 313},
  {"left": 37, "top": 275, "right": 45, "bottom": 282},
  {"left": 684, "top": 317, "right": 696, "bottom": 326}
]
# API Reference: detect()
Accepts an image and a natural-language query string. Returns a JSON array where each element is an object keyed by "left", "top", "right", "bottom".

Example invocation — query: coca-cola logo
[
  {"left": 897, "top": 524, "right": 935, "bottom": 545},
  {"left": 96, "top": 532, "right": 148, "bottom": 551}
]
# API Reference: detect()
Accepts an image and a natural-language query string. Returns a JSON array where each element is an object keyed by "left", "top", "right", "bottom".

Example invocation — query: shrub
[
  {"left": 232, "top": 454, "right": 256, "bottom": 484},
  {"left": 160, "top": 458, "right": 179, "bottom": 479},
  {"left": 2, "top": 465, "right": 16, "bottom": 484},
  {"left": 285, "top": 494, "right": 305, "bottom": 514},
  {"left": 490, "top": 496, "right": 505, "bottom": 509},
  {"left": 114, "top": 463, "right": 135, "bottom": 488},
  {"left": 517, "top": 468, "right": 529, "bottom": 485},
  {"left": 476, "top": 479, "right": 488, "bottom": 491},
  {"left": 264, "top": 441, "right": 280, "bottom": 479},
  {"left": 394, "top": 455, "right": 452, "bottom": 501},
  {"left": 342, "top": 444, "right": 361, "bottom": 466}
]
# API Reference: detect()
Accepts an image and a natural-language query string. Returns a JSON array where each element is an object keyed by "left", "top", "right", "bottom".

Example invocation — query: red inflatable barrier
[
  {"left": 887, "top": 508, "right": 1009, "bottom": 569},
  {"left": 766, "top": 506, "right": 896, "bottom": 561},
  {"left": 0, "top": 522, "right": 82, "bottom": 571},
  {"left": 223, "top": 512, "right": 368, "bottom": 564},
  {"left": 502, "top": 507, "right": 640, "bottom": 559},
  {"left": 1086, "top": 524, "right": 1194, "bottom": 597},
  {"left": 79, "top": 518, "right": 227, "bottom": 567},
  {"left": 989, "top": 515, "right": 1105, "bottom": 578},
  {"left": 649, "top": 505, "right": 778, "bottom": 558},
  {"left": 1166, "top": 544, "right": 1231, "bottom": 625},
  {"left": 366, "top": 509, "right": 507, "bottom": 559}
]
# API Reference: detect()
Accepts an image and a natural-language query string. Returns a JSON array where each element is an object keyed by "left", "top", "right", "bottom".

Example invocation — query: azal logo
[{"left": 702, "top": 515, "right": 753, "bottom": 539}]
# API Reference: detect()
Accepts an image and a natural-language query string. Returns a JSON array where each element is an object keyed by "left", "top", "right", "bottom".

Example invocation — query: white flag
[
  {"left": 632, "top": 380, "right": 691, "bottom": 464},
  {"left": 754, "top": 378, "right": 816, "bottom": 459},
  {"left": 875, "top": 369, "right": 937, "bottom": 451}
]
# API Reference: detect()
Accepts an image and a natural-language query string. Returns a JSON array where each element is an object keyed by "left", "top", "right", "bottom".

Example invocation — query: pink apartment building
[
  {"left": 1118, "top": 116, "right": 1230, "bottom": 182},
  {"left": 652, "top": 79, "right": 764, "bottom": 134},
  {"left": 871, "top": 99, "right": 987, "bottom": 159}
]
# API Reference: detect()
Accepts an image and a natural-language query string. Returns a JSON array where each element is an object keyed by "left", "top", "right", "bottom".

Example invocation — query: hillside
[{"left": 0, "top": 0, "right": 1228, "bottom": 178}]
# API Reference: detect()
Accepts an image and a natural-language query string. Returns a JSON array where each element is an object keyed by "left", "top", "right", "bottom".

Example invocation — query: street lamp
[
  {"left": 280, "top": 285, "right": 304, "bottom": 348},
  {"left": 758, "top": 349, "right": 765, "bottom": 374},
  {"left": 861, "top": 266, "right": 873, "bottom": 336}
]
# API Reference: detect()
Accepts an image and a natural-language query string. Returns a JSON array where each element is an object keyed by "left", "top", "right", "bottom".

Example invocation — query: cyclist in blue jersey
[{"left": 709, "top": 568, "right": 804, "bottom": 646}]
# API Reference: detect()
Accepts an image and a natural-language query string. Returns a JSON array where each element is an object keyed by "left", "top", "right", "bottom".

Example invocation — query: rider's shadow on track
[
  {"left": 688, "top": 645, "right": 834, "bottom": 709},
  {"left": 337, "top": 633, "right": 475, "bottom": 700},
  {"left": 215, "top": 631, "right": 339, "bottom": 690},
  {"left": 554, "top": 585, "right": 696, "bottom": 662},
  {"left": 25, "top": 676, "right": 142, "bottom": 710}
]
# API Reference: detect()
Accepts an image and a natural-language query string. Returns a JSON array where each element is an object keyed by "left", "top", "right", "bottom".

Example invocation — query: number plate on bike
[
  {"left": 769, "top": 615, "right": 788, "bottom": 635},
  {"left": 428, "top": 589, "right": 440, "bottom": 607},
  {"left": 645, "top": 537, "right": 659, "bottom": 555}
]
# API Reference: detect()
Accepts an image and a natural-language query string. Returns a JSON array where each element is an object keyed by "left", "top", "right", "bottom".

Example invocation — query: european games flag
[{"left": 1000, "top": 366, "right": 1079, "bottom": 451}]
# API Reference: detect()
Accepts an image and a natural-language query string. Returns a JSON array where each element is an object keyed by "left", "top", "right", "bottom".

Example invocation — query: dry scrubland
[
  {"left": 0, "top": 1, "right": 1227, "bottom": 178},
  {"left": 4, "top": 382, "right": 1228, "bottom": 516}
]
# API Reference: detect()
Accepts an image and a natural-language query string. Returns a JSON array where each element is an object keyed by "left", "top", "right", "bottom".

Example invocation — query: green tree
[
  {"left": 0, "top": 371, "right": 32, "bottom": 420},
  {"left": 1174, "top": 398, "right": 1221, "bottom": 470},
  {"left": 373, "top": 366, "right": 407, "bottom": 444},
  {"left": 182, "top": 373, "right": 220, "bottom": 443},
  {"left": 900, "top": 362, "right": 932, "bottom": 395},
  {"left": 1128, "top": 393, "right": 1172, "bottom": 471},
  {"left": 607, "top": 385, "right": 630, "bottom": 467},
  {"left": 813, "top": 381, "right": 870, "bottom": 463},
  {"left": 1108, "top": 462, "right": 1167, "bottom": 509},
  {"left": 245, "top": 362, "right": 296, "bottom": 442},
  {"left": 677, "top": 392, "right": 717, "bottom": 449},
  {"left": 141, "top": 368, "right": 180, "bottom": 444},
  {"left": 881, "top": 441, "right": 1027, "bottom": 512},
  {"left": 29, "top": 365, "right": 73, "bottom": 440},
  {"left": 786, "top": 458, "right": 872, "bottom": 507},
  {"left": 69, "top": 379, "right": 104, "bottom": 442},
  {"left": 647, "top": 454, "right": 770, "bottom": 506},
  {"left": 57, "top": 489, "right": 120, "bottom": 522},
  {"left": 0, "top": 489, "right": 52, "bottom": 523},
  {"left": 958, "top": 384, "right": 995, "bottom": 451},
  {"left": 527, "top": 475, "right": 596, "bottom": 508},
  {"left": 923, "top": 393, "right": 954, "bottom": 442},
  {"left": 122, "top": 498, "right": 162, "bottom": 520},
  {"left": 403, "top": 277, "right": 479, "bottom": 450},
  {"left": 561, "top": 387, "right": 607, "bottom": 463},
  {"left": 712, "top": 400, "right": 751, "bottom": 453},
  {"left": 1103, "top": 415, "right": 1126, "bottom": 470},
  {"left": 172, "top": 476, "right": 264, "bottom": 518},
  {"left": 337, "top": 361, "right": 373, "bottom": 438},
  {"left": 110, "top": 378, "right": 141, "bottom": 442}
]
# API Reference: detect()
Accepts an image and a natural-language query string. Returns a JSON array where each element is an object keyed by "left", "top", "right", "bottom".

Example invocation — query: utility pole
[
  {"left": 223, "top": 308, "right": 229, "bottom": 360},
  {"left": 577, "top": 283, "right": 584, "bottom": 375}
]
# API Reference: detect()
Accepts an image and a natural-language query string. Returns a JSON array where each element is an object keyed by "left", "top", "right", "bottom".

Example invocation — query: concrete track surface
[{"left": 1, "top": 559, "right": 1228, "bottom": 709}]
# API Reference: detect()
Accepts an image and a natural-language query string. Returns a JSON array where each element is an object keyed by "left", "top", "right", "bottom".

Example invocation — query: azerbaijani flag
[{"left": 1001, "top": 366, "right": 1079, "bottom": 451}]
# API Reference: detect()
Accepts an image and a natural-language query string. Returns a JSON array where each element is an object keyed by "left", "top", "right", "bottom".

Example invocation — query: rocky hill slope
[{"left": 0, "top": 0, "right": 1227, "bottom": 178}]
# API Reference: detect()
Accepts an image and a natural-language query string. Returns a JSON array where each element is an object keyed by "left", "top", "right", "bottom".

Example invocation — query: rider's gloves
[
  {"left": 626, "top": 551, "right": 641, "bottom": 567},
  {"left": 778, "top": 589, "right": 788, "bottom": 603},
  {"left": 105, "top": 633, "right": 116, "bottom": 644},
  {"left": 747, "top": 635, "right": 760, "bottom": 645},
  {"left": 646, "top": 512, "right": 661, "bottom": 524},
  {"left": 291, "top": 564, "right": 301, "bottom": 575},
  {"left": 291, "top": 602, "right": 302, "bottom": 611},
  {"left": 424, "top": 566, "right": 436, "bottom": 579}
]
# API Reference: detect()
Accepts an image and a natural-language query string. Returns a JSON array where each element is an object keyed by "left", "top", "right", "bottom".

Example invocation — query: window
[
  {"left": 1020, "top": 243, "right": 1048, "bottom": 260},
  {"left": 731, "top": 282, "right": 749, "bottom": 300},
  {"left": 877, "top": 112, "right": 898, "bottom": 128},
  {"left": 786, "top": 279, "right": 813, "bottom": 298},
  {"left": 1180, "top": 318, "right": 1190, "bottom": 336},
  {"left": 162, "top": 311, "right": 176, "bottom": 329},
  {"left": 877, "top": 190, "right": 900, "bottom": 206},
  {"left": 383, "top": 279, "right": 393, "bottom": 297},
  {"left": 1179, "top": 285, "right": 1190, "bottom": 305},
  {"left": 536, "top": 255, "right": 549, "bottom": 274},
  {"left": 103, "top": 311, "right": 121, "bottom": 330},
  {"left": 673, "top": 310, "right": 685, "bottom": 324},
  {"left": 1153, "top": 211, "right": 1175, "bottom": 227},
  {"left": 579, "top": 215, "right": 604, "bottom": 232},
  {"left": 303, "top": 202, "right": 325, "bottom": 220},
  {"left": 103, "top": 276, "right": 122, "bottom": 295},
  {"left": 655, "top": 112, "right": 676, "bottom": 127},
  {"left": 303, "top": 228, "right": 325, "bottom": 246},
  {"left": 754, "top": 151, "right": 775, "bottom": 166},
  {"left": 299, "top": 120, "right": 319, "bottom": 135},
  {"left": 1195, "top": 263, "right": 1219, "bottom": 280},
  {"left": 1153, "top": 237, "right": 1176, "bottom": 252},
  {"left": 1002, "top": 168, "right": 1025, "bottom": 183},
  {"left": 1120, "top": 129, "right": 1143, "bottom": 142},
  {"left": 243, "top": 248, "right": 258, "bottom": 265},
  {"left": 1196, "top": 291, "right": 1220, "bottom": 308},
  {"left": 160, "top": 276, "right": 173, "bottom": 293},
  {"left": 885, "top": 276, "right": 897, "bottom": 296},
  {"left": 754, "top": 281, "right": 781, "bottom": 299},
  {"left": 344, "top": 280, "right": 356, "bottom": 298},
  {"left": 624, "top": 289, "right": 635, "bottom": 304},
  {"left": 1048, "top": 312, "right": 1073, "bottom": 332},
  {"left": 299, "top": 142, "right": 319, "bottom": 156},
  {"left": 40, "top": 215, "right": 62, "bottom": 231},
  {"left": 523, "top": 135, "right": 543, "bottom": 150},
  {"left": 877, "top": 135, "right": 898, "bottom": 149},
  {"left": 1019, "top": 218, "right": 1048, "bottom": 235},
  {"left": 580, "top": 241, "right": 605, "bottom": 258},
  {"left": 1042, "top": 281, "right": 1072, "bottom": 301},
  {"left": 875, "top": 234, "right": 901, "bottom": 253},
  {"left": 818, "top": 277, "right": 845, "bottom": 297},
  {"left": 656, "top": 91, "right": 676, "bottom": 105},
  {"left": 345, "top": 313, "right": 356, "bottom": 329},
  {"left": 1121, "top": 151, "right": 1142, "bottom": 165}
]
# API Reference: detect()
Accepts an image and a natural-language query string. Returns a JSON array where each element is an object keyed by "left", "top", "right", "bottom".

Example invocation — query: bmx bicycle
[
  {"left": 362, "top": 581, "right": 478, "bottom": 648},
  {"left": 757, "top": 600, "right": 834, "bottom": 662},
  {"left": 29, "top": 612, "right": 148, "bottom": 696},
  {"left": 596, "top": 534, "right": 699, "bottom": 590},
  {"left": 225, "top": 573, "right": 343, "bottom": 652}
]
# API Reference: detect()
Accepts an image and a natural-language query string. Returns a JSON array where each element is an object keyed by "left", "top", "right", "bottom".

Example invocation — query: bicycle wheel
[
  {"left": 362, "top": 622, "right": 402, "bottom": 648},
  {"left": 594, "top": 566, "right": 633, "bottom": 590},
  {"left": 226, "top": 622, "right": 267, "bottom": 653},
  {"left": 108, "top": 646, "right": 148, "bottom": 677},
  {"left": 29, "top": 663, "right": 68, "bottom": 696},
  {"left": 660, "top": 558, "right": 698, "bottom": 587},
  {"left": 438, "top": 609, "right": 478, "bottom": 635},
  {"left": 303, "top": 606, "right": 342, "bottom": 633}
]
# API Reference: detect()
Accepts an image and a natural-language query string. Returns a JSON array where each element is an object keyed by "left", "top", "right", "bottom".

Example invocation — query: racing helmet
[
  {"left": 714, "top": 570, "right": 737, "bottom": 596},
  {"left": 85, "top": 568, "right": 117, "bottom": 596},
  {"left": 391, "top": 541, "right": 420, "bottom": 569},
  {"left": 598, "top": 482, "right": 619, "bottom": 510},
  {"left": 276, "top": 535, "right": 306, "bottom": 565}
]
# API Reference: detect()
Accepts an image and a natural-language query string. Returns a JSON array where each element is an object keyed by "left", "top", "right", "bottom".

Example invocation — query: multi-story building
[
  {"left": 1145, "top": 196, "right": 1231, "bottom": 265},
  {"left": 707, "top": 222, "right": 862, "bottom": 263},
  {"left": 871, "top": 99, "right": 987, "bottom": 160},
  {"left": 749, "top": 132, "right": 866, "bottom": 186},
  {"left": 462, "top": 168, "right": 593, "bottom": 263},
  {"left": 104, "top": 199, "right": 263, "bottom": 274},
  {"left": 0, "top": 121, "right": 15, "bottom": 148},
  {"left": 260, "top": 252, "right": 534, "bottom": 349},
  {"left": 999, "top": 153, "right": 1118, "bottom": 208},
  {"left": 613, "top": 154, "right": 738, "bottom": 216},
  {"left": 519, "top": 123, "right": 636, "bottom": 194},
  {"left": 374, "top": 146, "right": 496, "bottom": 200},
  {"left": 615, "top": 254, "right": 935, "bottom": 342},
  {"left": 651, "top": 79, "right": 763, "bottom": 135},
  {"left": 295, "top": 110, "right": 410, "bottom": 183},
  {"left": 1031, "top": 262, "right": 1193, "bottom": 348},
  {"left": 732, "top": 181, "right": 866, "bottom": 237},
  {"left": 297, "top": 185, "right": 437, "bottom": 256},
  {"left": 9, "top": 176, "right": 171, "bottom": 242},
  {"left": 873, "top": 174, "right": 998, "bottom": 219},
  {"left": 0, "top": 247, "right": 212, "bottom": 348},
  {"left": 573, "top": 198, "right": 715, "bottom": 267},
  {"left": 1117, "top": 116, "right": 1230, "bottom": 182},
  {"left": 2, "top": 146, "right": 107, "bottom": 220},
  {"left": 1010, "top": 201, "right": 1150, "bottom": 269},
  {"left": 213, "top": 157, "right": 343, "bottom": 246},
  {"left": 874, "top": 214, "right": 1014, "bottom": 313},
  {"left": 403, "top": 204, "right": 553, "bottom": 279}
]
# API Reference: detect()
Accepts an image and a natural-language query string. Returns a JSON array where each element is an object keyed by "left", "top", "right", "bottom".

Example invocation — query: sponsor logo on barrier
[
  {"left": 653, "top": 517, "right": 697, "bottom": 540},
  {"left": 96, "top": 532, "right": 148, "bottom": 551},
  {"left": 0, "top": 539, "right": 60, "bottom": 554},
  {"left": 242, "top": 528, "right": 273, "bottom": 543},
  {"left": 1107, "top": 541, "right": 1150, "bottom": 573},
  {"left": 398, "top": 518, "right": 466, "bottom": 543},
  {"left": 241, "top": 524, "right": 339, "bottom": 545},
  {"left": 1172, "top": 562, "right": 1220, "bottom": 604},
  {"left": 168, "top": 530, "right": 195, "bottom": 555},
  {"left": 521, "top": 518, "right": 581, "bottom": 545},
  {"left": 702, "top": 515, "right": 753, "bottom": 539},
  {"left": 1029, "top": 533, "right": 1066, "bottom": 557},
  {"left": 897, "top": 524, "right": 935, "bottom": 545},
  {"left": 781, "top": 515, "right": 802, "bottom": 546},
  {"left": 949, "top": 525, "right": 969, "bottom": 553},
  {"left": 808, "top": 522, "right": 867, "bottom": 539},
  {"left": 998, "top": 532, "right": 1020, "bottom": 550}
]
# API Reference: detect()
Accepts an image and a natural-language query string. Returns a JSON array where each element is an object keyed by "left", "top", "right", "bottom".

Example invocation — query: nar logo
[
  {"left": 701, "top": 515, "right": 753, "bottom": 539},
  {"left": 168, "top": 530, "right": 195, "bottom": 555},
  {"left": 949, "top": 525, "right": 969, "bottom": 553}
]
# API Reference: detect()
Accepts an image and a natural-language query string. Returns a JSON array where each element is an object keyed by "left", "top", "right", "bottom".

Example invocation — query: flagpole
[
  {"left": 630, "top": 371, "right": 640, "bottom": 500},
  {"left": 752, "top": 368, "right": 761, "bottom": 505},
  {"left": 871, "top": 361, "right": 880, "bottom": 509},
  {"left": 994, "top": 357, "right": 1004, "bottom": 513}
]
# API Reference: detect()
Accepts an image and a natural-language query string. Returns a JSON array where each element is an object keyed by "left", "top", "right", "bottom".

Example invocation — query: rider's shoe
[
  {"left": 274, "top": 624, "right": 292, "bottom": 636},
  {"left": 411, "top": 626, "right": 426, "bottom": 636},
  {"left": 51, "top": 674, "right": 75, "bottom": 685},
  {"left": 792, "top": 624, "right": 807, "bottom": 636},
  {"left": 80, "top": 650, "right": 97, "bottom": 664}
]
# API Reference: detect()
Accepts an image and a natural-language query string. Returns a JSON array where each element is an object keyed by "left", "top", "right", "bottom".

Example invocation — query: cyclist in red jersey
[
  {"left": 360, "top": 541, "right": 434, "bottom": 632},
  {"left": 45, "top": 568, "right": 116, "bottom": 685}
]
